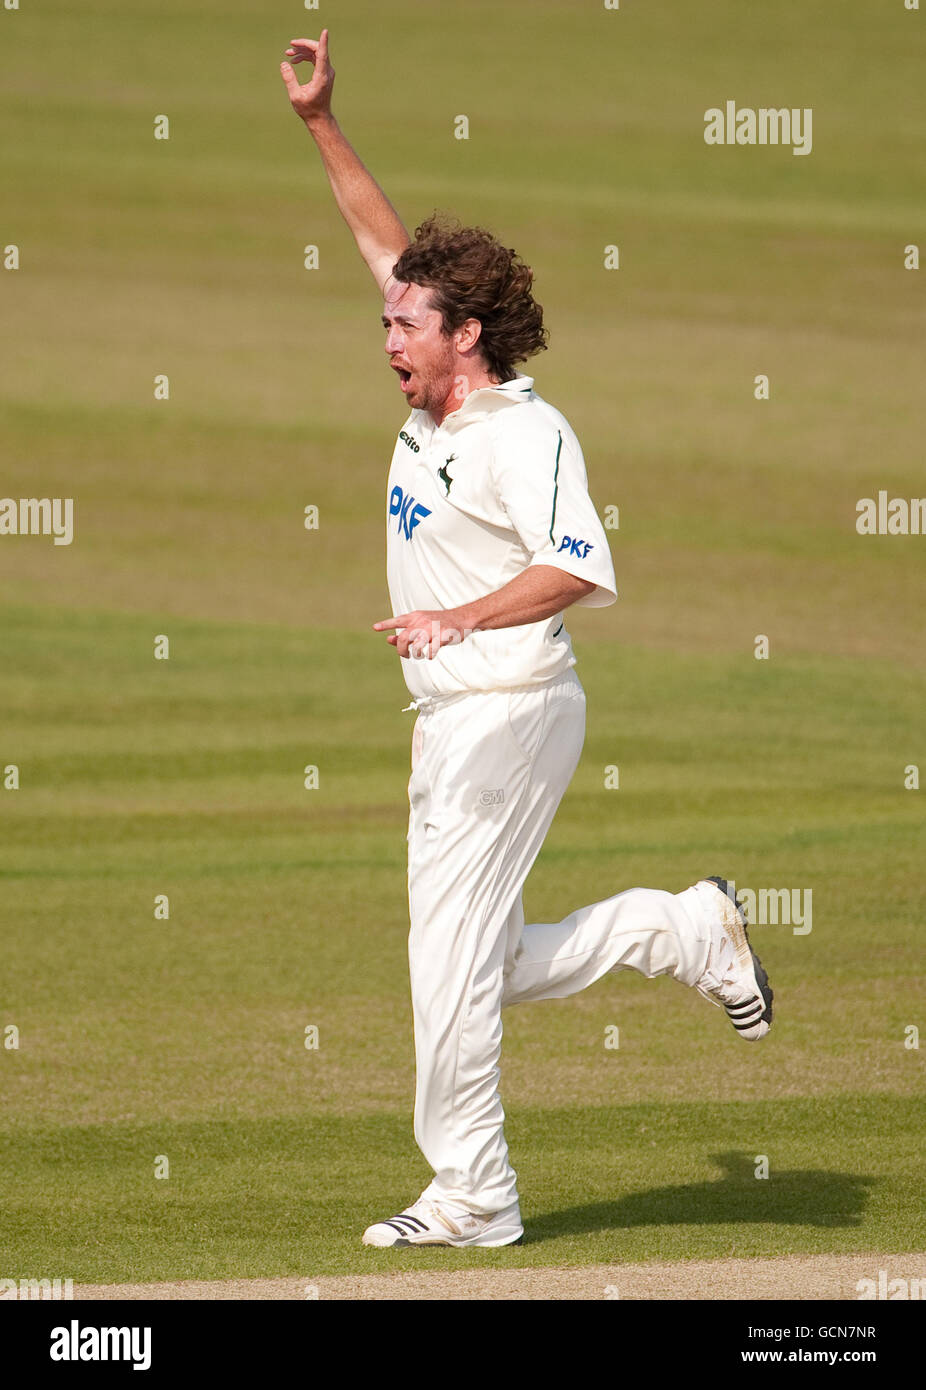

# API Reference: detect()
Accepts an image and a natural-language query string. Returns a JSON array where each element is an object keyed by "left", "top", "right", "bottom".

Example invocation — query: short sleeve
[{"left": 489, "top": 407, "right": 617, "bottom": 607}]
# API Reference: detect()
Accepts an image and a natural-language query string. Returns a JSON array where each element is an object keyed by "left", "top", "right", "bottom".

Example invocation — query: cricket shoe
[
  {"left": 362, "top": 1196, "right": 523, "bottom": 1248},
  {"left": 691, "top": 876, "right": 773, "bottom": 1040}
]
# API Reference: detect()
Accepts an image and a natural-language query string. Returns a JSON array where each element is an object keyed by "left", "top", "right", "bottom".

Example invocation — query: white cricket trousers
[{"left": 406, "top": 668, "right": 713, "bottom": 1215}]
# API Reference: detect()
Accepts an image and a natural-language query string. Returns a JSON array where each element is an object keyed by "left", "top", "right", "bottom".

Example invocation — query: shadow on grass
[
  {"left": 525, "top": 1151, "right": 877, "bottom": 1243},
  {"left": 1, "top": 1098, "right": 899, "bottom": 1277}
]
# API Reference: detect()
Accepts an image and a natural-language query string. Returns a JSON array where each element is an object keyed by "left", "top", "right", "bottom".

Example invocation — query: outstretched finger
[{"left": 296, "top": 29, "right": 328, "bottom": 74}]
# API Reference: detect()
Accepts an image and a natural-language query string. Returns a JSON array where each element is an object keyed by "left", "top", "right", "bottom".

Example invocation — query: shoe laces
[
  {"left": 704, "top": 926, "right": 740, "bottom": 990},
  {"left": 409, "top": 1197, "right": 466, "bottom": 1236}
]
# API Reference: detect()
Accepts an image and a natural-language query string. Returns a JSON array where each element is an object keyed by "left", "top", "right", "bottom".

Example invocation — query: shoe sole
[
  {"left": 704, "top": 877, "right": 774, "bottom": 1037},
  {"left": 385, "top": 1232, "right": 524, "bottom": 1249},
  {"left": 362, "top": 1205, "right": 524, "bottom": 1248}
]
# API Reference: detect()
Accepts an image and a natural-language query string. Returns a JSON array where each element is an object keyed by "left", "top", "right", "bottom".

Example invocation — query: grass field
[{"left": 1, "top": 0, "right": 924, "bottom": 1285}]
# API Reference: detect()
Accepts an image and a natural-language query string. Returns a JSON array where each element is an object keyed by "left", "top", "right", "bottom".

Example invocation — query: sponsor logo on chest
[
  {"left": 389, "top": 484, "right": 431, "bottom": 540},
  {"left": 390, "top": 429, "right": 469, "bottom": 538}
]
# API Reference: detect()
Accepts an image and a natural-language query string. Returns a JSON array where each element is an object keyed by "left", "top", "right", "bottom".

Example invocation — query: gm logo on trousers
[{"left": 389, "top": 485, "right": 431, "bottom": 540}]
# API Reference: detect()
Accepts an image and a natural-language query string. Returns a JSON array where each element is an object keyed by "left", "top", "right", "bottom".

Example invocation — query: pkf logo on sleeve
[{"left": 556, "top": 534, "right": 594, "bottom": 559}]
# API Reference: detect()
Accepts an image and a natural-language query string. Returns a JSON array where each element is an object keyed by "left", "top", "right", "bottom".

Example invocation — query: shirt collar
[
  {"left": 462, "top": 373, "right": 534, "bottom": 408},
  {"left": 413, "top": 374, "right": 535, "bottom": 433}
]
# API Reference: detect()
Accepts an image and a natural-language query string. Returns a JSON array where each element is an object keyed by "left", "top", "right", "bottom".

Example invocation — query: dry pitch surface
[{"left": 75, "top": 1252, "right": 926, "bottom": 1301}]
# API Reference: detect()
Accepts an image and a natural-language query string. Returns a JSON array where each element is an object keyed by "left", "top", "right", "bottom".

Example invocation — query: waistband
[{"left": 401, "top": 670, "right": 582, "bottom": 716}]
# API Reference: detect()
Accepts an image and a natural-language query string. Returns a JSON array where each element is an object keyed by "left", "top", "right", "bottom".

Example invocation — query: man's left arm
[{"left": 373, "top": 566, "right": 594, "bottom": 660}]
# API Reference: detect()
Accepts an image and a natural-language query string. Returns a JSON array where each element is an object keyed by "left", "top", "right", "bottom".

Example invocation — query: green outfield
[{"left": 1, "top": 0, "right": 924, "bottom": 1282}]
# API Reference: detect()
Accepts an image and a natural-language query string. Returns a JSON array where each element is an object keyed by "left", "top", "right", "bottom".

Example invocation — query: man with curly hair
[{"left": 282, "top": 31, "right": 773, "bottom": 1250}]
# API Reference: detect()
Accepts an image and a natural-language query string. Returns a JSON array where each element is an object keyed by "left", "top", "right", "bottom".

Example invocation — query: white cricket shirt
[{"left": 385, "top": 374, "right": 617, "bottom": 700}]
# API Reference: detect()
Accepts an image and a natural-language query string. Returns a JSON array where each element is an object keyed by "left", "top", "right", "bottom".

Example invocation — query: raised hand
[{"left": 280, "top": 29, "right": 335, "bottom": 124}]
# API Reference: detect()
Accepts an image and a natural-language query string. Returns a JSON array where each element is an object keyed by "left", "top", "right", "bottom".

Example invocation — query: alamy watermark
[
  {"left": 730, "top": 882, "right": 812, "bottom": 935},
  {"left": 703, "top": 102, "right": 813, "bottom": 156},
  {"left": 49, "top": 1320, "right": 152, "bottom": 1370},
  {"left": 0, "top": 1276, "right": 73, "bottom": 1300},
  {"left": 857, "top": 1270, "right": 926, "bottom": 1300},
  {"left": 856, "top": 492, "right": 926, "bottom": 535},
  {"left": 0, "top": 497, "right": 74, "bottom": 545}
]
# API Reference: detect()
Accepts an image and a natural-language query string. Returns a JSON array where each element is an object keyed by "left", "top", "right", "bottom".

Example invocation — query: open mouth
[{"left": 393, "top": 364, "right": 412, "bottom": 391}]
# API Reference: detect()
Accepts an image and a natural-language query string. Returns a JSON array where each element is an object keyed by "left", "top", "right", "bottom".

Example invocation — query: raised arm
[{"left": 280, "top": 30, "right": 411, "bottom": 293}]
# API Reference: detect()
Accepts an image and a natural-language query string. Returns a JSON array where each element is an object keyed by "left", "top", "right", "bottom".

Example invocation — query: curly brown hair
[{"left": 392, "top": 213, "right": 548, "bottom": 383}]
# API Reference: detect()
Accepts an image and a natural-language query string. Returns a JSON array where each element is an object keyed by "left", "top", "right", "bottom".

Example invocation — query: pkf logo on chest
[
  {"left": 389, "top": 484, "right": 431, "bottom": 540},
  {"left": 557, "top": 535, "right": 594, "bottom": 559}
]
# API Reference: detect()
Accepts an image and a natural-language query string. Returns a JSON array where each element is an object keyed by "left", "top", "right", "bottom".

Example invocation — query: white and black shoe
[
  {"left": 362, "top": 1196, "right": 523, "bottom": 1248},
  {"left": 692, "top": 876, "right": 774, "bottom": 1040}
]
